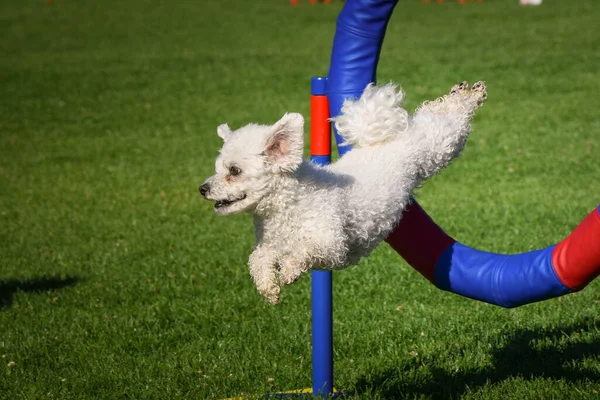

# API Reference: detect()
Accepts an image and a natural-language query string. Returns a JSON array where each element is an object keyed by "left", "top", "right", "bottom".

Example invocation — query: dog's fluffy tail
[{"left": 332, "top": 83, "right": 409, "bottom": 149}]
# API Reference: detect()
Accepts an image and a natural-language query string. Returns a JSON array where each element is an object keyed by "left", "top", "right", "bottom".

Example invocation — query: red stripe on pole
[{"left": 310, "top": 95, "right": 331, "bottom": 157}]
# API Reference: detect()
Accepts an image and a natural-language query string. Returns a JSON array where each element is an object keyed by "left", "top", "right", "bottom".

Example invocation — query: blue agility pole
[
  {"left": 327, "top": 0, "right": 600, "bottom": 306},
  {"left": 310, "top": 77, "right": 334, "bottom": 397}
]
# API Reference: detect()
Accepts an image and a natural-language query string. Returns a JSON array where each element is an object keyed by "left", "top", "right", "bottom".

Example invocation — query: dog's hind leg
[
  {"left": 407, "top": 81, "right": 487, "bottom": 178},
  {"left": 415, "top": 81, "right": 486, "bottom": 126}
]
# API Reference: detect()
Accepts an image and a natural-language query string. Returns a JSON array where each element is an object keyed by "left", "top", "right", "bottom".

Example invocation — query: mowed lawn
[{"left": 1, "top": 0, "right": 599, "bottom": 398}]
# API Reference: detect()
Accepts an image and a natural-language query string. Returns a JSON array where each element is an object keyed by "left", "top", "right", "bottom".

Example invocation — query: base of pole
[
  {"left": 225, "top": 388, "right": 343, "bottom": 399},
  {"left": 266, "top": 387, "right": 343, "bottom": 398}
]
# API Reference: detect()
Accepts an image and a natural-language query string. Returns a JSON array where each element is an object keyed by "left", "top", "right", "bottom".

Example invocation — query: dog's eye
[{"left": 229, "top": 166, "right": 241, "bottom": 176}]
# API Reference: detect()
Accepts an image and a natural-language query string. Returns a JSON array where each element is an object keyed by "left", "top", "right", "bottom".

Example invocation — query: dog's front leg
[{"left": 248, "top": 246, "right": 281, "bottom": 304}]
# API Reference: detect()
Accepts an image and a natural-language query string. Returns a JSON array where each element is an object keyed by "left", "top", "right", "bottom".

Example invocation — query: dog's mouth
[{"left": 214, "top": 194, "right": 247, "bottom": 209}]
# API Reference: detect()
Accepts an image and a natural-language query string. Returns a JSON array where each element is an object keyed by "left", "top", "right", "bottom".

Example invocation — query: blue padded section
[
  {"left": 327, "top": 0, "right": 399, "bottom": 156},
  {"left": 435, "top": 243, "right": 572, "bottom": 308}
]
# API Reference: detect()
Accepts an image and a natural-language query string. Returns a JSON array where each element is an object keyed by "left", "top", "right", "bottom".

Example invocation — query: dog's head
[{"left": 200, "top": 113, "right": 305, "bottom": 215}]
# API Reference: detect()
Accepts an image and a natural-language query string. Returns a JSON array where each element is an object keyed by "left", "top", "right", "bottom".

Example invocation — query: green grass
[{"left": 1, "top": 0, "right": 599, "bottom": 398}]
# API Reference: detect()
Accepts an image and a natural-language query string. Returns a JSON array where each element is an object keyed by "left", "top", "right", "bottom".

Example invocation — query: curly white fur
[
  {"left": 201, "top": 81, "right": 487, "bottom": 304},
  {"left": 334, "top": 83, "right": 409, "bottom": 148}
]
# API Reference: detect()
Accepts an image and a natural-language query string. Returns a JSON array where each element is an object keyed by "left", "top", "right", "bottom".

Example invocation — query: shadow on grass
[
  {"left": 0, "top": 276, "right": 79, "bottom": 310},
  {"left": 353, "top": 319, "right": 600, "bottom": 399}
]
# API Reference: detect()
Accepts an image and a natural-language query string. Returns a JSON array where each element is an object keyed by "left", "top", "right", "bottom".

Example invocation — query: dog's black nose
[{"left": 199, "top": 183, "right": 210, "bottom": 197}]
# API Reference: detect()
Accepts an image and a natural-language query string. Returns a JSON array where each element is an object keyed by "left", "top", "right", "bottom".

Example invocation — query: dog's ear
[
  {"left": 264, "top": 113, "right": 305, "bottom": 172},
  {"left": 217, "top": 124, "right": 232, "bottom": 141}
]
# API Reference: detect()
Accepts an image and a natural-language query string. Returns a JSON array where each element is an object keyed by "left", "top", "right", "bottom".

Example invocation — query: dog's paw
[
  {"left": 470, "top": 81, "right": 487, "bottom": 105},
  {"left": 450, "top": 81, "right": 469, "bottom": 95},
  {"left": 278, "top": 264, "right": 303, "bottom": 286},
  {"left": 258, "top": 283, "right": 281, "bottom": 305},
  {"left": 450, "top": 81, "right": 487, "bottom": 107}
]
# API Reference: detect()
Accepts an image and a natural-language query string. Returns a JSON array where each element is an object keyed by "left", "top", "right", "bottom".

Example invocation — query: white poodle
[{"left": 200, "top": 81, "right": 486, "bottom": 304}]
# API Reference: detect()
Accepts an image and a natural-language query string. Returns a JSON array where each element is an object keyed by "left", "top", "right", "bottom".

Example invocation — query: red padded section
[
  {"left": 385, "top": 202, "right": 456, "bottom": 282},
  {"left": 552, "top": 207, "right": 600, "bottom": 291}
]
